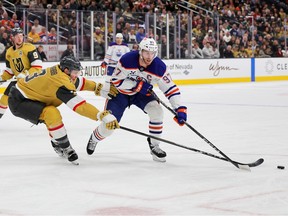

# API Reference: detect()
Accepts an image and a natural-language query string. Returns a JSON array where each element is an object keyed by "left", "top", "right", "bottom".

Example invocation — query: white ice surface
[{"left": 1, "top": 81, "right": 288, "bottom": 215}]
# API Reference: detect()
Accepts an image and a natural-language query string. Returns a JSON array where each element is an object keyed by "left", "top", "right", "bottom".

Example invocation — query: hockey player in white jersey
[
  {"left": 100, "top": 33, "right": 130, "bottom": 98},
  {"left": 87, "top": 37, "right": 187, "bottom": 162}
]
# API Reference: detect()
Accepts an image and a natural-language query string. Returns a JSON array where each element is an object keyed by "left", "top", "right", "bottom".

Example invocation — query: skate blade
[
  {"left": 151, "top": 154, "right": 166, "bottom": 163},
  {"left": 71, "top": 160, "right": 79, "bottom": 165}
]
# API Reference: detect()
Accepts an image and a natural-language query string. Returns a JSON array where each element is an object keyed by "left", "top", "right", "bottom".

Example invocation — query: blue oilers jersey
[{"left": 111, "top": 51, "right": 182, "bottom": 109}]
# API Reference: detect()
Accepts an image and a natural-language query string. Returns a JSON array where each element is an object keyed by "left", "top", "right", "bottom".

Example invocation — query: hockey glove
[
  {"left": 16, "top": 70, "right": 29, "bottom": 80},
  {"left": 133, "top": 80, "right": 153, "bottom": 95},
  {"left": 173, "top": 106, "right": 187, "bottom": 126},
  {"left": 95, "top": 83, "right": 118, "bottom": 99},
  {"left": 97, "top": 110, "right": 119, "bottom": 130},
  {"left": 101, "top": 61, "right": 107, "bottom": 68}
]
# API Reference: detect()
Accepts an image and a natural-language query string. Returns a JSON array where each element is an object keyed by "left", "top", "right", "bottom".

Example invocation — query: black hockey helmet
[
  {"left": 60, "top": 55, "right": 83, "bottom": 72},
  {"left": 11, "top": 27, "right": 24, "bottom": 36}
]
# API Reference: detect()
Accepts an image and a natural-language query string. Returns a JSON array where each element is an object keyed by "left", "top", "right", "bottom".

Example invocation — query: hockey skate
[
  {"left": 62, "top": 146, "right": 79, "bottom": 165},
  {"left": 147, "top": 137, "right": 166, "bottom": 163},
  {"left": 51, "top": 141, "right": 64, "bottom": 158},
  {"left": 86, "top": 134, "right": 98, "bottom": 155}
]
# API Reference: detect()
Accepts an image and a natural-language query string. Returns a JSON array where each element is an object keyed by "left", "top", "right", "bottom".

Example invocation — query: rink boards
[{"left": 1, "top": 57, "right": 288, "bottom": 93}]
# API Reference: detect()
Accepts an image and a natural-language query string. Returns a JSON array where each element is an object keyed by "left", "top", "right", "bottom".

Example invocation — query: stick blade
[{"left": 237, "top": 164, "right": 251, "bottom": 172}]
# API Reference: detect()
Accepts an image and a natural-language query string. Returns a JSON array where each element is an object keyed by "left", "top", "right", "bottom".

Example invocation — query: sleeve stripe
[
  {"left": 31, "top": 65, "right": 43, "bottom": 69},
  {"left": 31, "top": 59, "right": 43, "bottom": 68},
  {"left": 167, "top": 92, "right": 180, "bottom": 99},
  {"left": 111, "top": 79, "right": 123, "bottom": 87},
  {"left": 73, "top": 100, "right": 86, "bottom": 111},
  {"left": 4, "top": 69, "right": 13, "bottom": 75},
  {"left": 48, "top": 123, "right": 64, "bottom": 131},
  {"left": 75, "top": 77, "right": 85, "bottom": 91},
  {"left": 80, "top": 78, "right": 86, "bottom": 91},
  {"left": 66, "top": 95, "right": 86, "bottom": 111},
  {"left": 118, "top": 89, "right": 134, "bottom": 95},
  {"left": 165, "top": 88, "right": 180, "bottom": 98}
]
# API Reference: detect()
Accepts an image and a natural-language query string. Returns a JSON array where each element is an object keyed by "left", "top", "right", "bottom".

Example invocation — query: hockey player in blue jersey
[
  {"left": 87, "top": 37, "right": 187, "bottom": 162},
  {"left": 100, "top": 33, "right": 130, "bottom": 98}
]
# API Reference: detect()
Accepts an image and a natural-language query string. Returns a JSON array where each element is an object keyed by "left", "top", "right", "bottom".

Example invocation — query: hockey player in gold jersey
[
  {"left": 0, "top": 27, "right": 42, "bottom": 119},
  {"left": 8, "top": 56, "right": 119, "bottom": 165}
]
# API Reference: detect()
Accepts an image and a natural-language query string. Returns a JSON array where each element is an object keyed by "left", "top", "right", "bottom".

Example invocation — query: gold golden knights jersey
[
  {"left": 1, "top": 43, "right": 42, "bottom": 81},
  {"left": 16, "top": 65, "right": 99, "bottom": 120}
]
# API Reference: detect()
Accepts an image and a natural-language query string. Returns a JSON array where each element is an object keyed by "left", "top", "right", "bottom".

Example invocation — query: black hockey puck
[{"left": 277, "top": 166, "right": 285, "bottom": 170}]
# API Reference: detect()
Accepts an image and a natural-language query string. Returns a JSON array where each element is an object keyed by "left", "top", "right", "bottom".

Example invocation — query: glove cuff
[
  {"left": 176, "top": 106, "right": 187, "bottom": 112},
  {"left": 97, "top": 110, "right": 110, "bottom": 121}
]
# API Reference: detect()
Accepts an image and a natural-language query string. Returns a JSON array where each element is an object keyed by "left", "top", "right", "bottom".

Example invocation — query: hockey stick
[
  {"left": 120, "top": 126, "right": 263, "bottom": 169},
  {"left": 148, "top": 90, "right": 263, "bottom": 170}
]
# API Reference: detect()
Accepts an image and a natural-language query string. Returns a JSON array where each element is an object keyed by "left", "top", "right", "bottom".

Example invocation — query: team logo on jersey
[
  {"left": 12, "top": 58, "right": 24, "bottom": 73},
  {"left": 116, "top": 49, "right": 122, "bottom": 57},
  {"left": 19, "top": 50, "right": 23, "bottom": 56}
]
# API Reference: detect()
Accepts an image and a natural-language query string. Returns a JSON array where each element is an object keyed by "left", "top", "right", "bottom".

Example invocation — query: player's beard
[
  {"left": 15, "top": 41, "right": 23, "bottom": 48},
  {"left": 140, "top": 54, "right": 152, "bottom": 67}
]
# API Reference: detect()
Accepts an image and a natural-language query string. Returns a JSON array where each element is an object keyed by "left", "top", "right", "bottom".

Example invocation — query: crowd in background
[{"left": 1, "top": 0, "right": 288, "bottom": 61}]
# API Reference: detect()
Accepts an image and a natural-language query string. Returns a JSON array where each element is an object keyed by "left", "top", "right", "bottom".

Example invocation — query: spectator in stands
[
  {"left": 131, "top": 44, "right": 139, "bottom": 51},
  {"left": 223, "top": 45, "right": 234, "bottom": 58},
  {"left": 0, "top": 1, "right": 7, "bottom": 19},
  {"left": 211, "top": 44, "right": 220, "bottom": 58},
  {"left": 32, "top": 18, "right": 42, "bottom": 34},
  {"left": 28, "top": 0, "right": 45, "bottom": 23},
  {"left": 203, "top": 29, "right": 216, "bottom": 46},
  {"left": 274, "top": 46, "right": 283, "bottom": 58},
  {"left": 192, "top": 24, "right": 204, "bottom": 41},
  {"left": 128, "top": 29, "right": 137, "bottom": 43},
  {"left": 38, "top": 27, "right": 48, "bottom": 44},
  {"left": 27, "top": 26, "right": 40, "bottom": 44},
  {"left": 0, "top": 31, "right": 12, "bottom": 47},
  {"left": 122, "top": 28, "right": 129, "bottom": 43},
  {"left": 78, "top": 0, "right": 88, "bottom": 10},
  {"left": 37, "top": 45, "right": 48, "bottom": 61},
  {"left": 86, "top": 0, "right": 98, "bottom": 11},
  {"left": 48, "top": 27, "right": 57, "bottom": 44},
  {"left": 235, "top": 45, "right": 246, "bottom": 58},
  {"left": 8, "top": 13, "right": 20, "bottom": 29},
  {"left": 51, "top": 0, "right": 58, "bottom": 9},
  {"left": 160, "top": 34, "right": 171, "bottom": 59},
  {"left": 66, "top": 20, "right": 78, "bottom": 43},
  {"left": 0, "top": 26, "right": 6, "bottom": 41},
  {"left": 60, "top": 42, "right": 74, "bottom": 60},
  {"left": 0, "top": 12, "right": 10, "bottom": 31},
  {"left": 136, "top": 26, "right": 145, "bottom": 43},
  {"left": 65, "top": 0, "right": 79, "bottom": 10},
  {"left": 93, "top": 26, "right": 104, "bottom": 46},
  {"left": 230, "top": 23, "right": 239, "bottom": 38},
  {"left": 191, "top": 43, "right": 204, "bottom": 59},
  {"left": 202, "top": 41, "right": 213, "bottom": 58},
  {"left": 223, "top": 29, "right": 232, "bottom": 44}
]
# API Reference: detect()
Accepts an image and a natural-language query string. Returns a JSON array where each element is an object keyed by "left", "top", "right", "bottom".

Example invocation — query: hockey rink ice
[{"left": 0, "top": 81, "right": 288, "bottom": 215}]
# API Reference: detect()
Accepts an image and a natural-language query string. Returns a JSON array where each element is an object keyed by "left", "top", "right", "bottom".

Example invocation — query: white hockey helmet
[
  {"left": 116, "top": 33, "right": 123, "bottom": 38},
  {"left": 139, "top": 37, "right": 158, "bottom": 59},
  {"left": 139, "top": 37, "right": 158, "bottom": 52}
]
